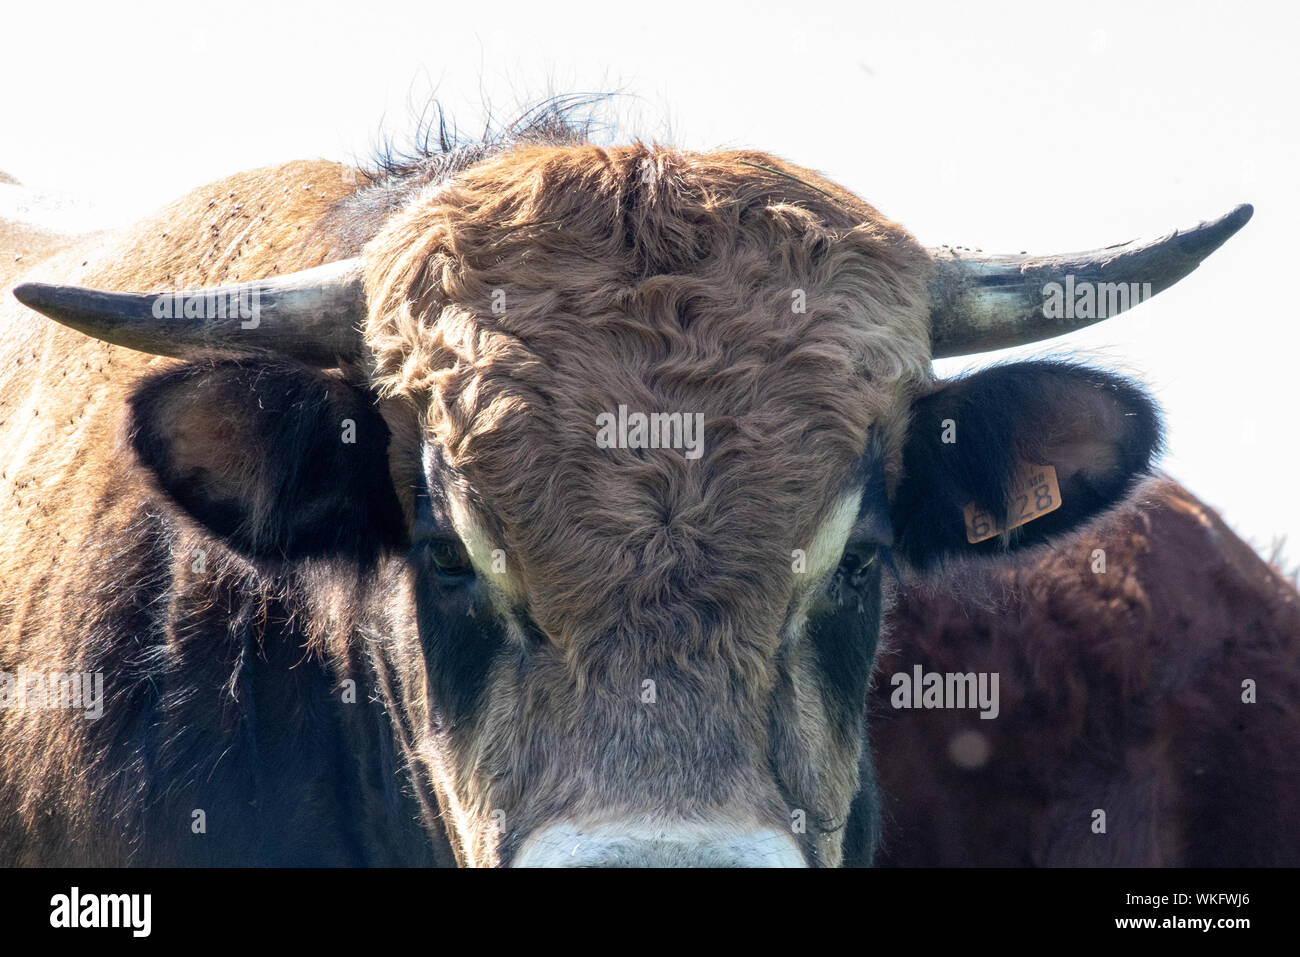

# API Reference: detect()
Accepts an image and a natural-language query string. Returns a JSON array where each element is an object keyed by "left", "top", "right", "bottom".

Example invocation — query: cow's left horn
[
  {"left": 12, "top": 258, "right": 365, "bottom": 365},
  {"left": 927, "top": 204, "right": 1253, "bottom": 358}
]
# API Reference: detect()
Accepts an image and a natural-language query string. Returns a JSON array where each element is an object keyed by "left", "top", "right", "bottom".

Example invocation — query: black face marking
[
  {"left": 410, "top": 474, "right": 504, "bottom": 730},
  {"left": 412, "top": 480, "right": 475, "bottom": 581},
  {"left": 796, "top": 436, "right": 892, "bottom": 863},
  {"left": 840, "top": 747, "right": 882, "bottom": 868},
  {"left": 514, "top": 611, "right": 550, "bottom": 650},
  {"left": 834, "top": 434, "right": 894, "bottom": 575},
  {"left": 811, "top": 537, "right": 885, "bottom": 733},
  {"left": 851, "top": 437, "right": 895, "bottom": 547}
]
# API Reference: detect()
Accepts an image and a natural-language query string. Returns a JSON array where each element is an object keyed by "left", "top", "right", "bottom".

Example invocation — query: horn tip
[
  {"left": 1178, "top": 202, "right": 1253, "bottom": 257},
  {"left": 11, "top": 282, "right": 50, "bottom": 309},
  {"left": 1217, "top": 202, "right": 1254, "bottom": 234}
]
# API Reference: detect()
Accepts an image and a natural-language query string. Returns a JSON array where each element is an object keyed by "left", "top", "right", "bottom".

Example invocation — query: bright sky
[{"left": 2, "top": 0, "right": 1295, "bottom": 561}]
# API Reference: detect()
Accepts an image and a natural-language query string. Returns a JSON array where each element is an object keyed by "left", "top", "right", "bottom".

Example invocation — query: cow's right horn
[{"left": 12, "top": 257, "right": 365, "bottom": 366}]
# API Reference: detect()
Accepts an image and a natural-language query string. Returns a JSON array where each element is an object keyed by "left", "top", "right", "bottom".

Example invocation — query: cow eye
[
  {"left": 424, "top": 538, "right": 474, "bottom": 579},
  {"left": 838, "top": 546, "right": 877, "bottom": 582}
]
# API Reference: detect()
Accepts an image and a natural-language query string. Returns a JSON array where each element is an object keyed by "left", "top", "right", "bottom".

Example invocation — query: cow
[
  {"left": 0, "top": 105, "right": 1252, "bottom": 866},
  {"left": 871, "top": 476, "right": 1300, "bottom": 866}
]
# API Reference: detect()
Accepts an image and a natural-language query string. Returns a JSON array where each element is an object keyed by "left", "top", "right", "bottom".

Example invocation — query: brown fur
[
  {"left": 0, "top": 160, "right": 379, "bottom": 863},
  {"left": 1, "top": 146, "right": 934, "bottom": 866},
  {"left": 872, "top": 477, "right": 1300, "bottom": 865},
  {"left": 362, "top": 144, "right": 933, "bottom": 864}
]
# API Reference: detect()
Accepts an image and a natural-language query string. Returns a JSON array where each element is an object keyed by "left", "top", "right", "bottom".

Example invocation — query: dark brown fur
[{"left": 872, "top": 477, "right": 1300, "bottom": 866}]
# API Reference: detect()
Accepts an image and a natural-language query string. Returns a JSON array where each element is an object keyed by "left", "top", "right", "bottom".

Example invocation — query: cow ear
[
  {"left": 891, "top": 361, "right": 1161, "bottom": 568},
  {"left": 128, "top": 359, "right": 406, "bottom": 563}
]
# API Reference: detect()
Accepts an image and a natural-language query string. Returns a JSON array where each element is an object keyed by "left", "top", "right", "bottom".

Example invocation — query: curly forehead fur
[{"left": 362, "top": 143, "right": 933, "bottom": 651}]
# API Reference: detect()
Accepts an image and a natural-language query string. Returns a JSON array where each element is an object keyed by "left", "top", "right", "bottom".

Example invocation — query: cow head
[{"left": 13, "top": 143, "right": 1249, "bottom": 865}]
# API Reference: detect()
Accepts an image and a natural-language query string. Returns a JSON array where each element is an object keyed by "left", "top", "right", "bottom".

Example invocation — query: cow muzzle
[{"left": 511, "top": 820, "right": 807, "bottom": 867}]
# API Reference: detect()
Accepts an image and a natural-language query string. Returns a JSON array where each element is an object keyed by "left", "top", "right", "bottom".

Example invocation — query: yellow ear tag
[{"left": 963, "top": 464, "right": 1062, "bottom": 544}]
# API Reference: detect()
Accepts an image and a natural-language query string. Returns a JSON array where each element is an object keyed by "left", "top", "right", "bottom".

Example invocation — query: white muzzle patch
[{"left": 512, "top": 820, "right": 807, "bottom": 867}]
